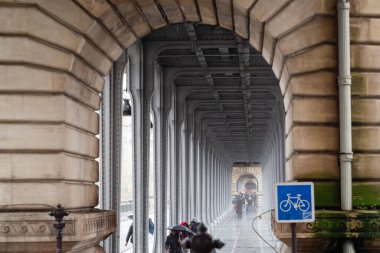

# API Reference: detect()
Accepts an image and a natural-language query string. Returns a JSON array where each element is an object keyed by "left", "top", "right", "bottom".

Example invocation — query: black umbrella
[
  {"left": 167, "top": 225, "right": 195, "bottom": 235},
  {"left": 127, "top": 214, "right": 133, "bottom": 220}
]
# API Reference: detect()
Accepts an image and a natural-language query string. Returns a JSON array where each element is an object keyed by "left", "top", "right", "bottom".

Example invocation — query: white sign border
[{"left": 275, "top": 182, "right": 315, "bottom": 223}]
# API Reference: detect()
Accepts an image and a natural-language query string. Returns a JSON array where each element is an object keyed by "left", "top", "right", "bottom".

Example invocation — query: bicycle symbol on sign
[{"left": 279, "top": 193, "right": 310, "bottom": 212}]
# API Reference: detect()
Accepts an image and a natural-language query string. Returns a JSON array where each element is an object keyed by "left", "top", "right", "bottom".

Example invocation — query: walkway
[
  {"left": 120, "top": 206, "right": 282, "bottom": 253},
  {"left": 210, "top": 207, "right": 282, "bottom": 253}
]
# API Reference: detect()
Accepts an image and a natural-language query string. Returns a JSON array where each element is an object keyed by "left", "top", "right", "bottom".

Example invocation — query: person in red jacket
[{"left": 179, "top": 221, "right": 190, "bottom": 240}]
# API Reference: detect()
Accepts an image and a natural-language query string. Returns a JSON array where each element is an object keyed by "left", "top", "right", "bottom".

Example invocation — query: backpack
[{"left": 149, "top": 218, "right": 154, "bottom": 235}]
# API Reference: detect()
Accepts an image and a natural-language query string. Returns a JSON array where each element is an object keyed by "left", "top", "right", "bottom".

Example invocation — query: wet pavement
[
  {"left": 119, "top": 206, "right": 282, "bottom": 253},
  {"left": 209, "top": 207, "right": 282, "bottom": 253}
]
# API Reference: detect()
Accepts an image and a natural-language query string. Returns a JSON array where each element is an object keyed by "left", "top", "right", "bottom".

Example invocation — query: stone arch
[
  {"left": 0, "top": 2, "right": 340, "bottom": 195},
  {"left": 1, "top": 1, "right": 351, "bottom": 252},
  {"left": 231, "top": 166, "right": 262, "bottom": 195},
  {"left": 236, "top": 173, "right": 258, "bottom": 192}
]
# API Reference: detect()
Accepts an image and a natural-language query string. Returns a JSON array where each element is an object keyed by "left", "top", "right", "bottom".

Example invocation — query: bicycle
[{"left": 279, "top": 193, "right": 310, "bottom": 212}]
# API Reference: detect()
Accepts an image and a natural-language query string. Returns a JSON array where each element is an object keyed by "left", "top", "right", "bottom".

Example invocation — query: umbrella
[
  {"left": 127, "top": 214, "right": 133, "bottom": 220},
  {"left": 167, "top": 225, "right": 195, "bottom": 235}
]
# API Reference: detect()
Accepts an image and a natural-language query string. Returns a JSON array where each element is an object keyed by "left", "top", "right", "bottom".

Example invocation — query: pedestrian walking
[
  {"left": 235, "top": 195, "right": 243, "bottom": 219},
  {"left": 125, "top": 217, "right": 154, "bottom": 247},
  {"left": 190, "top": 218, "right": 200, "bottom": 233},
  {"left": 179, "top": 221, "right": 190, "bottom": 240},
  {"left": 165, "top": 230, "right": 183, "bottom": 253},
  {"left": 246, "top": 196, "right": 253, "bottom": 214},
  {"left": 125, "top": 223, "right": 133, "bottom": 247}
]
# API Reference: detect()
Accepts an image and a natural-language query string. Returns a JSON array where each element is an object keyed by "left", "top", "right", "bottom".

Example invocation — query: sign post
[{"left": 275, "top": 182, "right": 315, "bottom": 253}]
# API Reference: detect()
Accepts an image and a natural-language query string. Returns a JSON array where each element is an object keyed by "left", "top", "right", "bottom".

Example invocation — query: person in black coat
[
  {"left": 125, "top": 218, "right": 154, "bottom": 247},
  {"left": 190, "top": 218, "right": 200, "bottom": 234},
  {"left": 165, "top": 231, "right": 183, "bottom": 253},
  {"left": 125, "top": 223, "right": 133, "bottom": 246}
]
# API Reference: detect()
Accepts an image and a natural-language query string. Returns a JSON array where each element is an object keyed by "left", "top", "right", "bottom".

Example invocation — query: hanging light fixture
[{"left": 123, "top": 98, "right": 132, "bottom": 116}]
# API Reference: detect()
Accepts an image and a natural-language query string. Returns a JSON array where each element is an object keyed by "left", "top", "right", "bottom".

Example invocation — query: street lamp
[{"left": 49, "top": 204, "right": 69, "bottom": 253}]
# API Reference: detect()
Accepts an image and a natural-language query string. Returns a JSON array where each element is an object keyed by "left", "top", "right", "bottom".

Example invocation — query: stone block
[
  {"left": 277, "top": 16, "right": 336, "bottom": 56},
  {"left": 352, "top": 99, "right": 380, "bottom": 124},
  {"left": 266, "top": 0, "right": 335, "bottom": 38},
  {"left": 215, "top": 0, "right": 233, "bottom": 30},
  {"left": 0, "top": 153, "right": 98, "bottom": 182},
  {"left": 283, "top": 84, "right": 293, "bottom": 112},
  {"left": 99, "top": 8, "right": 137, "bottom": 48},
  {"left": 0, "top": 6, "right": 112, "bottom": 75},
  {"left": 352, "top": 72, "right": 380, "bottom": 97},
  {"left": 233, "top": 0, "right": 257, "bottom": 38},
  {"left": 0, "top": 94, "right": 99, "bottom": 134},
  {"left": 286, "top": 154, "right": 339, "bottom": 181},
  {"left": 353, "top": 154, "right": 380, "bottom": 180},
  {"left": 157, "top": 0, "right": 184, "bottom": 24},
  {"left": 0, "top": 66, "right": 100, "bottom": 110},
  {"left": 250, "top": 0, "right": 292, "bottom": 21},
  {"left": 279, "top": 64, "right": 290, "bottom": 95},
  {"left": 263, "top": 0, "right": 335, "bottom": 63},
  {"left": 285, "top": 103, "right": 293, "bottom": 135},
  {"left": 262, "top": 30, "right": 276, "bottom": 64},
  {"left": 76, "top": 0, "right": 109, "bottom": 17},
  {"left": 353, "top": 126, "right": 380, "bottom": 152},
  {"left": 273, "top": 16, "right": 336, "bottom": 77},
  {"left": 75, "top": 0, "right": 137, "bottom": 47},
  {"left": 292, "top": 98, "right": 338, "bottom": 124},
  {"left": 0, "top": 210, "right": 115, "bottom": 252},
  {"left": 249, "top": 15, "right": 263, "bottom": 51},
  {"left": 0, "top": 124, "right": 99, "bottom": 158},
  {"left": 288, "top": 72, "right": 337, "bottom": 96},
  {"left": 76, "top": 41, "right": 113, "bottom": 76},
  {"left": 284, "top": 44, "right": 337, "bottom": 76},
  {"left": 137, "top": 1, "right": 167, "bottom": 29},
  {"left": 109, "top": 0, "right": 151, "bottom": 38},
  {"left": 272, "top": 46, "right": 285, "bottom": 79},
  {"left": 284, "top": 72, "right": 338, "bottom": 118},
  {"left": 85, "top": 22, "right": 124, "bottom": 60},
  {"left": 287, "top": 126, "right": 339, "bottom": 156},
  {"left": 351, "top": 17, "right": 380, "bottom": 43},
  {"left": 352, "top": 45, "right": 380, "bottom": 71},
  {"left": 19, "top": 0, "right": 123, "bottom": 60},
  {"left": 351, "top": 0, "right": 380, "bottom": 16},
  {"left": 249, "top": 0, "right": 293, "bottom": 51},
  {"left": 0, "top": 182, "right": 98, "bottom": 209},
  {"left": 178, "top": 0, "right": 201, "bottom": 22},
  {"left": 0, "top": 37, "right": 104, "bottom": 92},
  {"left": 197, "top": 0, "right": 218, "bottom": 25}
]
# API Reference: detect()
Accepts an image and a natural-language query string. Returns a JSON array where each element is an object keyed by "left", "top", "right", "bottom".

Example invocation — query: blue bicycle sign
[
  {"left": 279, "top": 194, "right": 310, "bottom": 212},
  {"left": 275, "top": 182, "right": 315, "bottom": 223}
]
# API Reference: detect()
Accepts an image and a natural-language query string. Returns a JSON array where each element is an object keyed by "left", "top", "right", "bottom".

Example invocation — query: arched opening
[
  {"left": 237, "top": 174, "right": 258, "bottom": 193},
  {"left": 128, "top": 22, "right": 285, "bottom": 251},
  {"left": 1, "top": 1, "right": 347, "bottom": 253}
]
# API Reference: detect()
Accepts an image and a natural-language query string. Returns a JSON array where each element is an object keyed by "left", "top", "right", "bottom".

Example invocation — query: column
[
  {"left": 202, "top": 140, "right": 209, "bottom": 225},
  {"left": 196, "top": 139, "right": 203, "bottom": 220},
  {"left": 170, "top": 119, "right": 179, "bottom": 225},
  {"left": 151, "top": 62, "right": 170, "bottom": 253},
  {"left": 130, "top": 43, "right": 152, "bottom": 253},
  {"left": 181, "top": 128, "right": 189, "bottom": 221},
  {"left": 100, "top": 54, "right": 126, "bottom": 252},
  {"left": 206, "top": 148, "right": 212, "bottom": 224},
  {"left": 189, "top": 133, "right": 195, "bottom": 220}
]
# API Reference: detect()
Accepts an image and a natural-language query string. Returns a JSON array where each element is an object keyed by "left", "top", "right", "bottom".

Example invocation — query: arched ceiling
[{"left": 143, "top": 24, "right": 283, "bottom": 163}]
